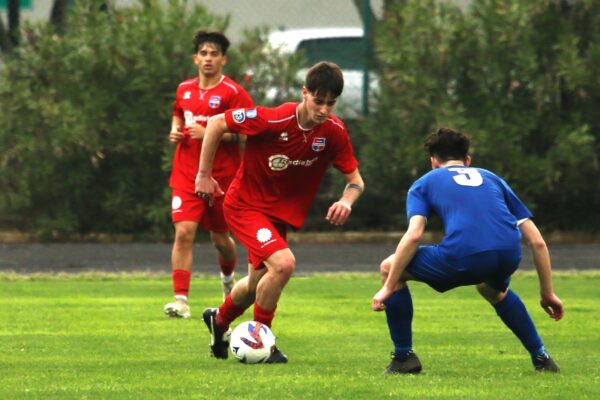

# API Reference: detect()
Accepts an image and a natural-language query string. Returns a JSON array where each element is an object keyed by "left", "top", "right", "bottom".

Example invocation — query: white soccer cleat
[{"left": 164, "top": 298, "right": 191, "bottom": 319}]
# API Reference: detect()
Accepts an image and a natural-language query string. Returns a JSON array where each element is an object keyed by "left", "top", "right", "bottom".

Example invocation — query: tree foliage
[
  {"left": 0, "top": 0, "right": 301, "bottom": 238},
  {"left": 1, "top": 0, "right": 599, "bottom": 237},
  {"left": 358, "top": 0, "right": 600, "bottom": 232}
]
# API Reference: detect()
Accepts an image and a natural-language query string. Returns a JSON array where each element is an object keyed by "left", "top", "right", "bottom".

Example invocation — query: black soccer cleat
[
  {"left": 384, "top": 351, "right": 422, "bottom": 375},
  {"left": 202, "top": 308, "right": 231, "bottom": 360},
  {"left": 533, "top": 352, "right": 560, "bottom": 372},
  {"left": 265, "top": 346, "right": 288, "bottom": 364}
]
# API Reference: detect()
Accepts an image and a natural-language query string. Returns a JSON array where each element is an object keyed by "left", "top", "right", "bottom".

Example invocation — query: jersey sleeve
[
  {"left": 224, "top": 106, "right": 271, "bottom": 136},
  {"left": 228, "top": 86, "right": 254, "bottom": 109},
  {"left": 497, "top": 176, "right": 533, "bottom": 220},
  {"left": 406, "top": 178, "right": 431, "bottom": 220},
  {"left": 330, "top": 128, "right": 359, "bottom": 174},
  {"left": 172, "top": 91, "right": 183, "bottom": 119}
]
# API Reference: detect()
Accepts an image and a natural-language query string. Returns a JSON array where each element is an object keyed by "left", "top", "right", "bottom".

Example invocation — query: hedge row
[{"left": 1, "top": 0, "right": 598, "bottom": 238}]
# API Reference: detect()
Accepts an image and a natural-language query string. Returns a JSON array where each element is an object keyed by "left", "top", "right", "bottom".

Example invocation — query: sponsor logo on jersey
[
  {"left": 208, "top": 96, "right": 221, "bottom": 109},
  {"left": 246, "top": 108, "right": 257, "bottom": 118},
  {"left": 279, "top": 132, "right": 289, "bottom": 141},
  {"left": 268, "top": 154, "right": 318, "bottom": 171},
  {"left": 256, "top": 228, "right": 272, "bottom": 243},
  {"left": 183, "top": 110, "right": 209, "bottom": 126},
  {"left": 171, "top": 196, "right": 183, "bottom": 213},
  {"left": 232, "top": 108, "right": 246, "bottom": 123},
  {"left": 312, "top": 137, "right": 326, "bottom": 152},
  {"left": 183, "top": 91, "right": 191, "bottom": 100}
]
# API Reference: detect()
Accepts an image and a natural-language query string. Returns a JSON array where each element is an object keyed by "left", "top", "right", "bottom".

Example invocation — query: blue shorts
[{"left": 406, "top": 246, "right": 522, "bottom": 293}]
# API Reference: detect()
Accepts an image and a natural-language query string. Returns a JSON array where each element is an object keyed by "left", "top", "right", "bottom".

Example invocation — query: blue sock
[
  {"left": 493, "top": 289, "right": 544, "bottom": 358},
  {"left": 384, "top": 286, "right": 413, "bottom": 359}
]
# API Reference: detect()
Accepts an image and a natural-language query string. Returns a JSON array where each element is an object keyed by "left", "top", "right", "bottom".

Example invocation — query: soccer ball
[{"left": 230, "top": 321, "right": 276, "bottom": 364}]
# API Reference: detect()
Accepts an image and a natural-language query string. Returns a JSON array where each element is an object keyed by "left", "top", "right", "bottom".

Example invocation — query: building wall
[
  {"left": 3, "top": 1, "right": 468, "bottom": 43},
  {"left": 120, "top": 0, "right": 384, "bottom": 43},
  {"left": 0, "top": 0, "right": 53, "bottom": 24}
]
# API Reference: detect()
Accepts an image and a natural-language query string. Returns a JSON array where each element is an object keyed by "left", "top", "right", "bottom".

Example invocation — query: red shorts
[
  {"left": 171, "top": 189, "right": 228, "bottom": 233},
  {"left": 223, "top": 203, "right": 288, "bottom": 269}
]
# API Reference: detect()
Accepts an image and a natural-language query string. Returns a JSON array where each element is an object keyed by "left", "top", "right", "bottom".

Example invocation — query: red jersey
[
  {"left": 223, "top": 102, "right": 359, "bottom": 229},
  {"left": 169, "top": 75, "right": 253, "bottom": 193}
]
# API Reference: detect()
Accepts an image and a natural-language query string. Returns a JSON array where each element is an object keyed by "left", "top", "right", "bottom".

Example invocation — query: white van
[{"left": 266, "top": 27, "right": 378, "bottom": 118}]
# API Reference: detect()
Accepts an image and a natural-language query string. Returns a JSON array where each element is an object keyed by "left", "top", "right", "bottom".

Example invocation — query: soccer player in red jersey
[
  {"left": 164, "top": 31, "right": 254, "bottom": 319},
  {"left": 196, "top": 62, "right": 365, "bottom": 362}
]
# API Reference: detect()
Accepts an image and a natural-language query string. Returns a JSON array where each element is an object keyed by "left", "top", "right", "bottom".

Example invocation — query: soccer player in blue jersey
[{"left": 371, "top": 128, "right": 564, "bottom": 374}]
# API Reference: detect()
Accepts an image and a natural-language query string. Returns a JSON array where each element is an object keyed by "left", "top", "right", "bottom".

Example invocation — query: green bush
[
  {"left": 358, "top": 0, "right": 600, "bottom": 232},
  {"left": 2, "top": 0, "right": 599, "bottom": 236},
  {"left": 0, "top": 0, "right": 301, "bottom": 238}
]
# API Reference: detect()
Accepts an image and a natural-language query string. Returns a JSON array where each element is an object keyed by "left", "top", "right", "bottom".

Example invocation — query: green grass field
[{"left": 1, "top": 271, "right": 599, "bottom": 399}]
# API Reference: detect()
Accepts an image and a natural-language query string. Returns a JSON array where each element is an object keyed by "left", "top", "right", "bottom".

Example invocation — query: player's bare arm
[
  {"left": 372, "top": 215, "right": 426, "bottom": 311},
  {"left": 519, "top": 219, "right": 564, "bottom": 321},
  {"left": 188, "top": 124, "right": 242, "bottom": 142},
  {"left": 326, "top": 169, "right": 364, "bottom": 226},
  {"left": 168, "top": 116, "right": 185, "bottom": 144},
  {"left": 188, "top": 122, "right": 244, "bottom": 143},
  {"left": 195, "top": 113, "right": 228, "bottom": 204}
]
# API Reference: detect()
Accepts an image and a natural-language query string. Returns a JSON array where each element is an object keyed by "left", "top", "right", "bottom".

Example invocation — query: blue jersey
[{"left": 406, "top": 166, "right": 532, "bottom": 259}]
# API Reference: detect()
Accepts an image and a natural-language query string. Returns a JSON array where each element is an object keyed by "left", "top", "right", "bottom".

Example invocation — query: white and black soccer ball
[{"left": 230, "top": 321, "right": 276, "bottom": 364}]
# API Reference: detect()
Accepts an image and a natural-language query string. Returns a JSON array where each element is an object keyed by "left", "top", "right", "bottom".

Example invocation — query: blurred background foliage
[
  {"left": 357, "top": 0, "right": 600, "bottom": 233},
  {"left": 0, "top": 0, "right": 598, "bottom": 239}
]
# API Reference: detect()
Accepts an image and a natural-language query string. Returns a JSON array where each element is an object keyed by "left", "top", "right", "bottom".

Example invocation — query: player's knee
[
  {"left": 174, "top": 224, "right": 195, "bottom": 244},
  {"left": 264, "top": 250, "right": 296, "bottom": 282},
  {"left": 476, "top": 283, "right": 504, "bottom": 304},
  {"left": 272, "top": 258, "right": 295, "bottom": 280}
]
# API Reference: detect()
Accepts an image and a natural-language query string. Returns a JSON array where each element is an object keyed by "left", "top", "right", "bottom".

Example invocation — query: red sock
[
  {"left": 253, "top": 303, "right": 277, "bottom": 328},
  {"left": 216, "top": 295, "right": 248, "bottom": 330},
  {"left": 218, "top": 256, "right": 236, "bottom": 276},
  {"left": 172, "top": 269, "right": 191, "bottom": 297}
]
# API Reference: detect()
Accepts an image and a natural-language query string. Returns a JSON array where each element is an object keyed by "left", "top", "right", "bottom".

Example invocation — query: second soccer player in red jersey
[
  {"left": 196, "top": 62, "right": 364, "bottom": 362},
  {"left": 164, "top": 31, "right": 254, "bottom": 319}
]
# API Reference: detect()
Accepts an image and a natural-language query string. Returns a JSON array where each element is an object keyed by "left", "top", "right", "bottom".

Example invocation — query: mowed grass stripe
[{"left": 0, "top": 272, "right": 598, "bottom": 399}]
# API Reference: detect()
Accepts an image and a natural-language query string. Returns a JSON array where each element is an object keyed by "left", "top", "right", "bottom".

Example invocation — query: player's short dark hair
[
  {"left": 305, "top": 61, "right": 344, "bottom": 98},
  {"left": 193, "top": 30, "right": 230, "bottom": 54},
  {"left": 424, "top": 128, "right": 470, "bottom": 162}
]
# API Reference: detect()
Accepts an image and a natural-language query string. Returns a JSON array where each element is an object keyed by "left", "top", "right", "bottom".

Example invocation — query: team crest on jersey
[
  {"left": 246, "top": 108, "right": 257, "bottom": 118},
  {"left": 208, "top": 96, "right": 221, "bottom": 109},
  {"left": 232, "top": 108, "right": 246, "bottom": 123},
  {"left": 312, "top": 137, "right": 326, "bottom": 152},
  {"left": 183, "top": 91, "right": 191, "bottom": 100},
  {"left": 279, "top": 132, "right": 289, "bottom": 142}
]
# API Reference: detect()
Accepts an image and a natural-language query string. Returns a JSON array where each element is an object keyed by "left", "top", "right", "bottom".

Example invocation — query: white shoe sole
[{"left": 164, "top": 305, "right": 191, "bottom": 319}]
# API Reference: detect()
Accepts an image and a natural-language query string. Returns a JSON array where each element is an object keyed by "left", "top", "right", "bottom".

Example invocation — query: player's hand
[
  {"left": 195, "top": 175, "right": 223, "bottom": 207},
  {"left": 326, "top": 200, "right": 352, "bottom": 225},
  {"left": 540, "top": 292, "right": 564, "bottom": 321},
  {"left": 372, "top": 286, "right": 393, "bottom": 312},
  {"left": 188, "top": 123, "right": 205, "bottom": 140},
  {"left": 168, "top": 130, "right": 185, "bottom": 144}
]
